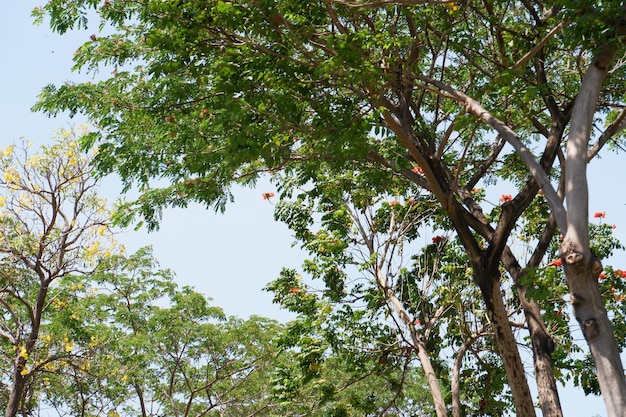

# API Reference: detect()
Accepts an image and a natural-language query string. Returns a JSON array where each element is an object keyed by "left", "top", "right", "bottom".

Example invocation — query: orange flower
[
  {"left": 599, "top": 272, "right": 607, "bottom": 280},
  {"left": 593, "top": 211, "right": 606, "bottom": 218},
  {"left": 262, "top": 192, "right": 275, "bottom": 200},
  {"left": 411, "top": 165, "right": 424, "bottom": 175},
  {"left": 499, "top": 194, "right": 513, "bottom": 203},
  {"left": 547, "top": 258, "right": 563, "bottom": 267}
]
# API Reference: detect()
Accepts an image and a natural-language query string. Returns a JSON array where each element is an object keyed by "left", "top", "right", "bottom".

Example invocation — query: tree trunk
[
  {"left": 563, "top": 47, "right": 626, "bottom": 417},
  {"left": 503, "top": 245, "right": 564, "bottom": 417},
  {"left": 477, "top": 269, "right": 537, "bottom": 417},
  {"left": 518, "top": 286, "right": 563, "bottom": 417},
  {"left": 5, "top": 359, "right": 27, "bottom": 417}
]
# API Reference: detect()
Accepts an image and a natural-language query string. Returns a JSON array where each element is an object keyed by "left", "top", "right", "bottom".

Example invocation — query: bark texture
[{"left": 563, "top": 48, "right": 626, "bottom": 417}]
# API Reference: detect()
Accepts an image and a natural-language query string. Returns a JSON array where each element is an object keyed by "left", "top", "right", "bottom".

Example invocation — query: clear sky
[{"left": 2, "top": 2, "right": 622, "bottom": 416}]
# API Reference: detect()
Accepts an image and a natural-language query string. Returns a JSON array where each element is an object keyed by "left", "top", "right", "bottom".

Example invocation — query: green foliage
[{"left": 31, "top": 1, "right": 626, "bottom": 415}]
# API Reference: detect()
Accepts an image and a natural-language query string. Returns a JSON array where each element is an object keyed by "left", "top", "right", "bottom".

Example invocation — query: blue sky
[{"left": 2, "top": 2, "right": 622, "bottom": 415}]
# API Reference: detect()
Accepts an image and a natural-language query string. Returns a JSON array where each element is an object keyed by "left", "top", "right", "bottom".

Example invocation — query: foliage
[
  {"left": 30, "top": 248, "right": 288, "bottom": 417},
  {"left": 32, "top": 1, "right": 626, "bottom": 416}
]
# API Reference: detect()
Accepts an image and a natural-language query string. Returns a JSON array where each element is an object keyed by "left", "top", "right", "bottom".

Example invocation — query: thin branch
[
  {"left": 587, "top": 107, "right": 626, "bottom": 161},
  {"left": 510, "top": 19, "right": 569, "bottom": 70}
]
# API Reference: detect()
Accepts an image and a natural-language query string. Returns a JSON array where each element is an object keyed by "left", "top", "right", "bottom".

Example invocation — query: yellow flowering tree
[{"left": 0, "top": 133, "right": 118, "bottom": 417}]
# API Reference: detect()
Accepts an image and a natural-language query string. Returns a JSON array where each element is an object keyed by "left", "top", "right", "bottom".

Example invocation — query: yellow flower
[
  {"left": 18, "top": 346, "right": 28, "bottom": 360},
  {"left": 88, "top": 335, "right": 98, "bottom": 349},
  {"left": 20, "top": 366, "right": 29, "bottom": 376},
  {"left": 0, "top": 196, "right": 6, "bottom": 208},
  {"left": 84, "top": 241, "right": 101, "bottom": 258},
  {"left": 52, "top": 298, "right": 68, "bottom": 309},
  {"left": 25, "top": 154, "right": 44, "bottom": 167},
  {"left": 445, "top": 2, "right": 461, "bottom": 12},
  {"left": 3, "top": 168, "right": 20, "bottom": 184},
  {"left": 41, "top": 334, "right": 52, "bottom": 345},
  {"left": 64, "top": 337, "right": 75, "bottom": 353}
]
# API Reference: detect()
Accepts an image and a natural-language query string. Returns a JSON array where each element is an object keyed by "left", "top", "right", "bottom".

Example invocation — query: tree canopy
[
  {"left": 32, "top": 1, "right": 626, "bottom": 416},
  {"left": 0, "top": 135, "right": 436, "bottom": 417}
]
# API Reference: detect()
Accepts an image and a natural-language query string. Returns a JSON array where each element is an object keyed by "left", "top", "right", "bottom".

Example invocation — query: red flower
[
  {"left": 599, "top": 272, "right": 607, "bottom": 280},
  {"left": 407, "top": 198, "right": 416, "bottom": 206},
  {"left": 414, "top": 319, "right": 422, "bottom": 326},
  {"left": 593, "top": 211, "right": 606, "bottom": 218},
  {"left": 262, "top": 192, "right": 275, "bottom": 200},
  {"left": 499, "top": 194, "right": 513, "bottom": 203},
  {"left": 389, "top": 200, "right": 397, "bottom": 206},
  {"left": 616, "top": 269, "right": 626, "bottom": 278},
  {"left": 547, "top": 258, "right": 563, "bottom": 267},
  {"left": 289, "top": 287, "right": 300, "bottom": 294},
  {"left": 432, "top": 235, "right": 445, "bottom": 244}
]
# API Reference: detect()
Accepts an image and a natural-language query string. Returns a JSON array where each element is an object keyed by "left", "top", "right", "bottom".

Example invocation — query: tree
[
  {"left": 0, "top": 133, "right": 119, "bottom": 417},
  {"left": 33, "top": 1, "right": 626, "bottom": 416},
  {"left": 35, "top": 247, "right": 289, "bottom": 417},
  {"left": 265, "top": 176, "right": 625, "bottom": 416}
]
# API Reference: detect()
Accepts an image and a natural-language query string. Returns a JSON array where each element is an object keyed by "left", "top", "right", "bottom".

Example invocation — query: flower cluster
[
  {"left": 411, "top": 165, "right": 424, "bottom": 175},
  {"left": 261, "top": 192, "right": 275, "bottom": 200},
  {"left": 432, "top": 235, "right": 445, "bottom": 244},
  {"left": 594, "top": 211, "right": 606, "bottom": 219},
  {"left": 499, "top": 194, "right": 513, "bottom": 203}
]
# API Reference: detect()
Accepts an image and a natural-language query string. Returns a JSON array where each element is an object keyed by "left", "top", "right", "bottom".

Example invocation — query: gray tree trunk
[{"left": 562, "top": 48, "right": 626, "bottom": 417}]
